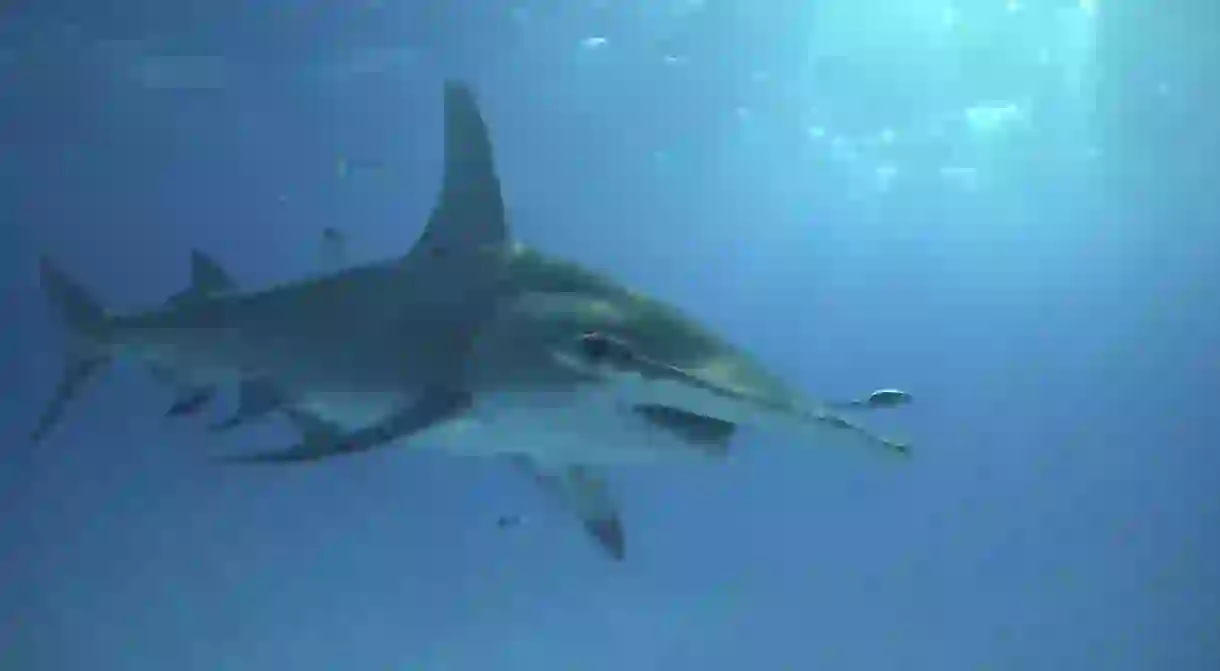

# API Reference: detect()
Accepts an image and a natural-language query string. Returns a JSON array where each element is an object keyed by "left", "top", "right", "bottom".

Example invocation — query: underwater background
[{"left": 1, "top": 0, "right": 1217, "bottom": 669}]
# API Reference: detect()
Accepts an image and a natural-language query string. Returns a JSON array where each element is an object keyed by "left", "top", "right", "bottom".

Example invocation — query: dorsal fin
[
  {"left": 318, "top": 227, "right": 348, "bottom": 270},
  {"left": 404, "top": 81, "right": 508, "bottom": 268},
  {"left": 393, "top": 80, "right": 511, "bottom": 381},
  {"left": 190, "top": 250, "right": 235, "bottom": 294}
]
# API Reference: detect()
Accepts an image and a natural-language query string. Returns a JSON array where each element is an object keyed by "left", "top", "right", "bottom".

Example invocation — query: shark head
[{"left": 468, "top": 245, "right": 912, "bottom": 458}]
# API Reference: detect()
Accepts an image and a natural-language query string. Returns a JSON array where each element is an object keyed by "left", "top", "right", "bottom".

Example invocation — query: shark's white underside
[{"left": 298, "top": 378, "right": 729, "bottom": 467}]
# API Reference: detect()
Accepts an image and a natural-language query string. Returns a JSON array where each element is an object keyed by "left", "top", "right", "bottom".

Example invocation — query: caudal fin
[{"left": 31, "top": 256, "right": 113, "bottom": 443}]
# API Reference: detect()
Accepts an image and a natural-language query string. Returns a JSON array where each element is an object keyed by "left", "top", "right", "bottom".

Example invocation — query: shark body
[{"left": 32, "top": 81, "right": 912, "bottom": 560}]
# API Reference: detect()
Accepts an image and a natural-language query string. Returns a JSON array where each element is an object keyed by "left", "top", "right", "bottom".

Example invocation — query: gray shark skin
[{"left": 32, "top": 80, "right": 913, "bottom": 561}]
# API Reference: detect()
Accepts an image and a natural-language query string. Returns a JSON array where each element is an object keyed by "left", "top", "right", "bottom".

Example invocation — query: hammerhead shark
[{"left": 32, "top": 80, "right": 913, "bottom": 560}]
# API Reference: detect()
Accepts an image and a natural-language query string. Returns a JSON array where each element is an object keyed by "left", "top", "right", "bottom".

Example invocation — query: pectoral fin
[
  {"left": 210, "top": 378, "right": 285, "bottom": 432},
  {"left": 166, "top": 386, "right": 216, "bottom": 417},
  {"left": 515, "top": 459, "right": 626, "bottom": 561}
]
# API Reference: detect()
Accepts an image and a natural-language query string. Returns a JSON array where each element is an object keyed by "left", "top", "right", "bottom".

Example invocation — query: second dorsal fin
[
  {"left": 167, "top": 250, "right": 236, "bottom": 305},
  {"left": 189, "top": 249, "right": 235, "bottom": 294}
]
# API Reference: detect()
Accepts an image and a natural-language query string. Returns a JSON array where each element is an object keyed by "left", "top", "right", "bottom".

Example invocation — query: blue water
[{"left": 2, "top": 1, "right": 1217, "bottom": 669}]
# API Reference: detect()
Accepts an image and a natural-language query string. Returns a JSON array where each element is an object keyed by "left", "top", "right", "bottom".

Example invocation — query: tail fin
[{"left": 31, "top": 256, "right": 113, "bottom": 443}]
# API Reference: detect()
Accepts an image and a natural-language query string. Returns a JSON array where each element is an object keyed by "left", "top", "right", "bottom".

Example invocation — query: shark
[{"left": 31, "top": 80, "right": 913, "bottom": 561}]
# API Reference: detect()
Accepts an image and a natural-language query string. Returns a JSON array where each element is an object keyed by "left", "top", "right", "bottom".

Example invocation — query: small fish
[
  {"left": 336, "top": 156, "right": 388, "bottom": 179},
  {"left": 826, "top": 388, "right": 912, "bottom": 411},
  {"left": 496, "top": 514, "right": 524, "bottom": 529},
  {"left": 865, "top": 389, "right": 912, "bottom": 408}
]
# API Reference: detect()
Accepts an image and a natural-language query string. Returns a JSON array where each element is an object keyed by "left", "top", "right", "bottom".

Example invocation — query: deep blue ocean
[{"left": 2, "top": 1, "right": 1217, "bottom": 669}]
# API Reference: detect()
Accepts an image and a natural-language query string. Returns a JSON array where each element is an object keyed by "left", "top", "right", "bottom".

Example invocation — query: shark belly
[{"left": 299, "top": 386, "right": 715, "bottom": 467}]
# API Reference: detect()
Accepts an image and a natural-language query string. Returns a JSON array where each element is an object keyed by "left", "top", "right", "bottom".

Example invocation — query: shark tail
[{"left": 31, "top": 256, "right": 114, "bottom": 443}]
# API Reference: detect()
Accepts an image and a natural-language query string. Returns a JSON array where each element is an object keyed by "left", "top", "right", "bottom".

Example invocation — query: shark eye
[
  {"left": 579, "top": 332, "right": 632, "bottom": 365},
  {"left": 579, "top": 332, "right": 611, "bottom": 362}
]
